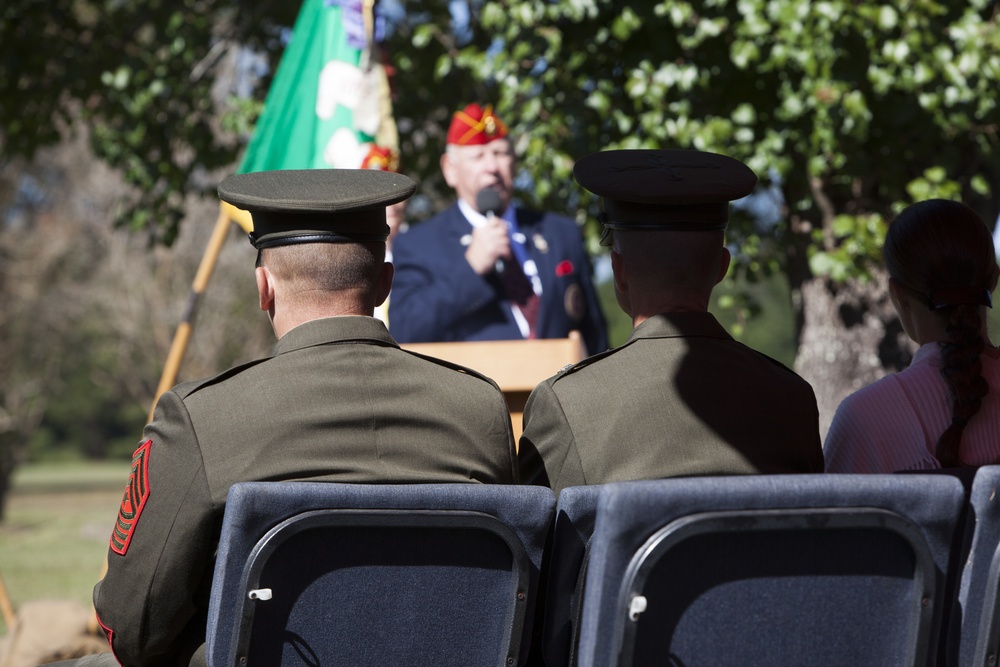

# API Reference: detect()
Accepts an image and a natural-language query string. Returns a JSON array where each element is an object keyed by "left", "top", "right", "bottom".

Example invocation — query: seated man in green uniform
[
  {"left": 517, "top": 149, "right": 824, "bottom": 494},
  {"left": 79, "top": 169, "right": 518, "bottom": 667}
]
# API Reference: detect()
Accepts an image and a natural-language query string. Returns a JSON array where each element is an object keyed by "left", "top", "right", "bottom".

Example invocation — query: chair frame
[
  {"left": 221, "top": 507, "right": 533, "bottom": 667},
  {"left": 612, "top": 507, "right": 938, "bottom": 667},
  {"left": 972, "top": 517, "right": 1000, "bottom": 666}
]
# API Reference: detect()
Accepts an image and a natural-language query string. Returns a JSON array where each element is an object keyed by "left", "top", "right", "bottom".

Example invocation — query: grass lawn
[{"left": 0, "top": 461, "right": 131, "bottom": 637}]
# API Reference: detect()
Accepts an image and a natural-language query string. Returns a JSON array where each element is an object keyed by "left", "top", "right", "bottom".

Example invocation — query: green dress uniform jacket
[
  {"left": 94, "top": 316, "right": 517, "bottom": 667},
  {"left": 518, "top": 312, "right": 824, "bottom": 494}
]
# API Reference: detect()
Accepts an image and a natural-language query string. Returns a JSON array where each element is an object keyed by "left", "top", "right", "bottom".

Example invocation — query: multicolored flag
[
  {"left": 226, "top": 0, "right": 399, "bottom": 233},
  {"left": 241, "top": 0, "right": 397, "bottom": 172},
  {"left": 152, "top": 0, "right": 400, "bottom": 418}
]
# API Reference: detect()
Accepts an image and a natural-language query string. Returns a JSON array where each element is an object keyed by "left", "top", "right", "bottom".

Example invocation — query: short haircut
[
  {"left": 260, "top": 241, "right": 385, "bottom": 295},
  {"left": 613, "top": 229, "right": 726, "bottom": 296}
]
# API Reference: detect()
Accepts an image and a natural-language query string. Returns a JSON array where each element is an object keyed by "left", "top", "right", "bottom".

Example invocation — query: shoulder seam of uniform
[
  {"left": 732, "top": 340, "right": 802, "bottom": 376},
  {"left": 397, "top": 348, "right": 499, "bottom": 385},
  {"left": 551, "top": 341, "right": 630, "bottom": 382},
  {"left": 176, "top": 357, "right": 271, "bottom": 398}
]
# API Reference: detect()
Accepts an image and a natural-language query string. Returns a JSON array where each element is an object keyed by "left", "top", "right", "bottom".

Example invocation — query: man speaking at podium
[{"left": 390, "top": 103, "right": 608, "bottom": 355}]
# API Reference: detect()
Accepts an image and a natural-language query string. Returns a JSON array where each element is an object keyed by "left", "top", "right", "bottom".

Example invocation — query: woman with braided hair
[{"left": 825, "top": 199, "right": 1000, "bottom": 472}]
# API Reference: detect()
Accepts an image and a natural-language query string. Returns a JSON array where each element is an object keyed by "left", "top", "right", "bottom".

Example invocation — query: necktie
[
  {"left": 474, "top": 189, "right": 539, "bottom": 339},
  {"left": 500, "top": 259, "right": 539, "bottom": 338}
]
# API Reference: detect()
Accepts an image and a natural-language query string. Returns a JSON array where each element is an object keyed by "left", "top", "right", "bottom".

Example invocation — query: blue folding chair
[
  {"left": 539, "top": 485, "right": 601, "bottom": 667},
  {"left": 951, "top": 465, "right": 1000, "bottom": 666},
  {"left": 205, "top": 482, "right": 555, "bottom": 667},
  {"left": 572, "top": 474, "right": 965, "bottom": 667}
]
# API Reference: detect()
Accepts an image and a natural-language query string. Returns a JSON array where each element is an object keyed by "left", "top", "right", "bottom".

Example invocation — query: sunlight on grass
[{"left": 0, "top": 462, "right": 130, "bottom": 637}]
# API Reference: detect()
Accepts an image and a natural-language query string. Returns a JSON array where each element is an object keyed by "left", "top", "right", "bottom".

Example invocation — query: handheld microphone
[
  {"left": 476, "top": 188, "right": 506, "bottom": 273},
  {"left": 475, "top": 187, "right": 503, "bottom": 218}
]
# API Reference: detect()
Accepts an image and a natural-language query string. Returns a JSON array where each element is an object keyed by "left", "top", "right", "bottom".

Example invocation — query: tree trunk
[{"left": 793, "top": 272, "right": 917, "bottom": 440}]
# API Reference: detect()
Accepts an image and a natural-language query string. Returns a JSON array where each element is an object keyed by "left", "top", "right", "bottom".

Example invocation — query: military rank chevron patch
[{"left": 111, "top": 439, "right": 151, "bottom": 555}]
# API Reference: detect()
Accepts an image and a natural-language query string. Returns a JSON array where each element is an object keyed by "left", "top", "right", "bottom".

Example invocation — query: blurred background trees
[
  {"left": 1, "top": 0, "right": 999, "bottom": 516},
  {"left": 0, "top": 131, "right": 274, "bottom": 518}
]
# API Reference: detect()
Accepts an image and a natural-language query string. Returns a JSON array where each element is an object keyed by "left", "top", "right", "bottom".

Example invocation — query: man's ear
[
  {"left": 990, "top": 262, "right": 1000, "bottom": 292},
  {"left": 256, "top": 266, "right": 274, "bottom": 313},
  {"left": 440, "top": 152, "right": 458, "bottom": 189},
  {"left": 375, "top": 262, "right": 394, "bottom": 307},
  {"left": 715, "top": 246, "right": 732, "bottom": 286},
  {"left": 610, "top": 250, "right": 631, "bottom": 317},
  {"left": 611, "top": 250, "right": 626, "bottom": 295}
]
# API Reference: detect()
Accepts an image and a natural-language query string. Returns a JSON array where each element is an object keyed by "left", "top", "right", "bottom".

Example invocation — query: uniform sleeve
[
  {"left": 389, "top": 226, "right": 498, "bottom": 343},
  {"left": 469, "top": 372, "right": 520, "bottom": 485},
  {"left": 800, "top": 386, "right": 826, "bottom": 473},
  {"left": 93, "top": 390, "right": 215, "bottom": 667},
  {"left": 518, "top": 381, "right": 586, "bottom": 493}
]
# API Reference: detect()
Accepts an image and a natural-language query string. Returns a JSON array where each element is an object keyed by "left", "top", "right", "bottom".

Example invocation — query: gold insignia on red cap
[{"left": 448, "top": 104, "right": 510, "bottom": 146}]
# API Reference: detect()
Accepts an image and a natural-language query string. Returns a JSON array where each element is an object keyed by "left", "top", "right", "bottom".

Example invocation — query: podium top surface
[{"left": 401, "top": 335, "right": 587, "bottom": 393}]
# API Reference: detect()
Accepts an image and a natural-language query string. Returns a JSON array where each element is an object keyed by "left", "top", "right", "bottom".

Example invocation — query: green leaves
[
  {"left": 4, "top": 0, "right": 998, "bottom": 263},
  {"left": 808, "top": 214, "right": 886, "bottom": 282},
  {"left": 1, "top": 0, "right": 295, "bottom": 244},
  {"left": 905, "top": 167, "right": 964, "bottom": 201}
]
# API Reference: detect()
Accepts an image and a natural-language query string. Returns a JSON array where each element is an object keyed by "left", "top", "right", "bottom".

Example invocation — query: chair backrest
[
  {"left": 540, "top": 485, "right": 601, "bottom": 667},
  {"left": 953, "top": 465, "right": 1000, "bottom": 666},
  {"left": 206, "top": 482, "right": 556, "bottom": 667},
  {"left": 573, "top": 474, "right": 966, "bottom": 667}
]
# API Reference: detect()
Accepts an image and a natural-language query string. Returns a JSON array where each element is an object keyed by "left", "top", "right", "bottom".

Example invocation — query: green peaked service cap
[
  {"left": 574, "top": 149, "right": 757, "bottom": 237},
  {"left": 218, "top": 169, "right": 417, "bottom": 249}
]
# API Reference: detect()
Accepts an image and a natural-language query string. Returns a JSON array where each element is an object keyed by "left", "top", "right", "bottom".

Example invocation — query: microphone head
[{"left": 475, "top": 187, "right": 504, "bottom": 216}]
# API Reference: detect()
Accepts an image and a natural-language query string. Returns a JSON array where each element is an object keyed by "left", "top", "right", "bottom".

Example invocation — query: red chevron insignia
[{"left": 111, "top": 440, "right": 151, "bottom": 555}]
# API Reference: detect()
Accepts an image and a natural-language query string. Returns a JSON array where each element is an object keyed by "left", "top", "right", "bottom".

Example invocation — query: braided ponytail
[
  {"left": 883, "top": 199, "right": 996, "bottom": 467},
  {"left": 936, "top": 305, "right": 988, "bottom": 466}
]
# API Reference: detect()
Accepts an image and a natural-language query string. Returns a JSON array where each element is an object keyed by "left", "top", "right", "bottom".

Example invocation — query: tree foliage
[
  {"left": 420, "top": 0, "right": 1000, "bottom": 289},
  {"left": 0, "top": 135, "right": 274, "bottom": 517},
  {"left": 2, "top": 0, "right": 1000, "bottom": 461},
  {"left": 1, "top": 0, "right": 299, "bottom": 244},
  {"left": 9, "top": 0, "right": 996, "bottom": 264}
]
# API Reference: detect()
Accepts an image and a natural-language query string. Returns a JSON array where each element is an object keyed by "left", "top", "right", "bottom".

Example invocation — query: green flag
[{"left": 238, "top": 0, "right": 397, "bottom": 174}]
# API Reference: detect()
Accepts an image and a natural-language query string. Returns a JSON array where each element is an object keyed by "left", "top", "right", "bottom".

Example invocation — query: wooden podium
[{"left": 401, "top": 332, "right": 587, "bottom": 442}]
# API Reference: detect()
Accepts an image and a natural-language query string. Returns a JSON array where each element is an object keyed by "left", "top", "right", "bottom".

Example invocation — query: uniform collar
[
  {"left": 627, "top": 311, "right": 733, "bottom": 343},
  {"left": 273, "top": 316, "right": 397, "bottom": 356}
]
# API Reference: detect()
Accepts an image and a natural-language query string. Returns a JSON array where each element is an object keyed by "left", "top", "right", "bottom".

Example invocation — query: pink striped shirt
[{"left": 824, "top": 344, "right": 1000, "bottom": 473}]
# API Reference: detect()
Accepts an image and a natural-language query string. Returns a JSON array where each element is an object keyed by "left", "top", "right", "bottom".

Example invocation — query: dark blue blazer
[{"left": 390, "top": 204, "right": 609, "bottom": 355}]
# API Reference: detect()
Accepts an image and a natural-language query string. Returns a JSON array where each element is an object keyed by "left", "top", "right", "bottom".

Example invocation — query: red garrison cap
[{"left": 446, "top": 104, "right": 509, "bottom": 146}]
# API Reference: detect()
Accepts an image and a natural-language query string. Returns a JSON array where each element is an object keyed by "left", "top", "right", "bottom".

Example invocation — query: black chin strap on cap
[{"left": 249, "top": 226, "right": 390, "bottom": 249}]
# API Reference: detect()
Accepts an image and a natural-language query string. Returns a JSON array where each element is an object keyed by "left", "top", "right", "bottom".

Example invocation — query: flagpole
[
  {"left": 0, "top": 568, "right": 16, "bottom": 631},
  {"left": 146, "top": 206, "right": 235, "bottom": 423}
]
